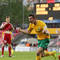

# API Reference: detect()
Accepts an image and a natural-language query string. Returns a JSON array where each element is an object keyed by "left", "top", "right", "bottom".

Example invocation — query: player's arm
[
  {"left": 40, "top": 21, "right": 49, "bottom": 35},
  {"left": 11, "top": 24, "right": 14, "bottom": 31},
  {"left": 20, "top": 23, "right": 33, "bottom": 34},
  {"left": 0, "top": 23, "right": 4, "bottom": 29},
  {"left": 12, "top": 32, "right": 14, "bottom": 40},
  {"left": 0, "top": 23, "right": 7, "bottom": 30},
  {"left": 19, "top": 28, "right": 33, "bottom": 34},
  {"left": 42, "top": 26, "right": 49, "bottom": 35}
]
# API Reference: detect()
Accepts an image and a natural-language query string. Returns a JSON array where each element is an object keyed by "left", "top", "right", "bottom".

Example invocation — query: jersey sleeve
[
  {"left": 27, "top": 23, "right": 34, "bottom": 31},
  {"left": 0, "top": 23, "right": 4, "bottom": 28},
  {"left": 41, "top": 21, "right": 49, "bottom": 33},
  {"left": 41, "top": 21, "right": 46, "bottom": 27},
  {"left": 0, "top": 22, "right": 7, "bottom": 29}
]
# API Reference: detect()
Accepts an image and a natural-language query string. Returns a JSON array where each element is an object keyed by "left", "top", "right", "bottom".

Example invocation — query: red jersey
[
  {"left": 3, "top": 23, "right": 13, "bottom": 31},
  {"left": 1, "top": 22, "right": 13, "bottom": 31}
]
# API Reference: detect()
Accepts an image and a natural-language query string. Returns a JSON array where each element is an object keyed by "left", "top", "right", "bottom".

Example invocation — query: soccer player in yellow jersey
[{"left": 20, "top": 14, "right": 56, "bottom": 60}]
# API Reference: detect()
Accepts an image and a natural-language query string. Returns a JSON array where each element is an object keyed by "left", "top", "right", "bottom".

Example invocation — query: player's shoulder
[
  {"left": 9, "top": 23, "right": 13, "bottom": 25},
  {"left": 9, "top": 23, "right": 12, "bottom": 25},
  {"left": 2, "top": 22, "right": 8, "bottom": 26},
  {"left": 2, "top": 22, "right": 6, "bottom": 24},
  {"left": 29, "top": 23, "right": 34, "bottom": 27},
  {"left": 29, "top": 23, "right": 34, "bottom": 25},
  {"left": 37, "top": 20, "right": 45, "bottom": 23}
]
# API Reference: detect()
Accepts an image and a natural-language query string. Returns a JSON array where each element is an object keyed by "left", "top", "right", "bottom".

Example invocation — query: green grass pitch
[{"left": 0, "top": 52, "right": 60, "bottom": 60}]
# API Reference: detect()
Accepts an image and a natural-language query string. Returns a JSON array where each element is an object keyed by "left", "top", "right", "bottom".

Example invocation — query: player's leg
[
  {"left": 36, "top": 47, "right": 43, "bottom": 60},
  {"left": 38, "top": 39, "right": 49, "bottom": 57},
  {"left": 7, "top": 33, "right": 12, "bottom": 57},
  {"left": 36, "top": 40, "right": 44, "bottom": 60},
  {"left": 11, "top": 43, "right": 14, "bottom": 55},
  {"left": 43, "top": 39, "right": 56, "bottom": 59},
  {"left": 8, "top": 44, "right": 11, "bottom": 57},
  {"left": 44, "top": 50, "right": 56, "bottom": 56},
  {"left": 1, "top": 33, "right": 7, "bottom": 57},
  {"left": 1, "top": 43, "right": 4, "bottom": 57},
  {"left": 44, "top": 50, "right": 56, "bottom": 60}
]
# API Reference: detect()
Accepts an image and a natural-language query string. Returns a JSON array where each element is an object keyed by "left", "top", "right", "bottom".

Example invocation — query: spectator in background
[
  {"left": 40, "top": 0, "right": 47, "bottom": 3},
  {"left": 28, "top": 0, "right": 39, "bottom": 10},
  {"left": 23, "top": 0, "right": 29, "bottom": 6},
  {"left": 23, "top": 0, "right": 39, "bottom": 10},
  {"left": 40, "top": 0, "right": 43, "bottom": 3},
  {"left": 55, "top": 0, "right": 60, "bottom": 2}
]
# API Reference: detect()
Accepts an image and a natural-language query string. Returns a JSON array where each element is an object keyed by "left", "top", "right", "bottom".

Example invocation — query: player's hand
[
  {"left": 19, "top": 27, "right": 22, "bottom": 32},
  {"left": 12, "top": 37, "right": 14, "bottom": 40},
  {"left": 44, "top": 31, "right": 49, "bottom": 36}
]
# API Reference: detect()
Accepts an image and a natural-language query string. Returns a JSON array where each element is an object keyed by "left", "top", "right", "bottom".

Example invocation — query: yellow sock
[
  {"left": 11, "top": 48, "right": 14, "bottom": 55},
  {"left": 44, "top": 51, "right": 56, "bottom": 56},
  {"left": 36, "top": 56, "right": 41, "bottom": 60}
]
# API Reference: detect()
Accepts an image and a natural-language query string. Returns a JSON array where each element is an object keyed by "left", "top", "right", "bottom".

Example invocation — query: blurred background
[{"left": 0, "top": 0, "right": 60, "bottom": 53}]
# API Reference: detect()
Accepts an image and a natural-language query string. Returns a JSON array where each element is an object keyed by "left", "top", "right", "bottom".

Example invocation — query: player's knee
[
  {"left": 37, "top": 52, "right": 43, "bottom": 56},
  {"left": 37, "top": 52, "right": 40, "bottom": 56},
  {"left": 38, "top": 47, "right": 43, "bottom": 52},
  {"left": 36, "top": 47, "right": 43, "bottom": 56},
  {"left": 2, "top": 43, "right": 4, "bottom": 47},
  {"left": 8, "top": 44, "right": 11, "bottom": 47}
]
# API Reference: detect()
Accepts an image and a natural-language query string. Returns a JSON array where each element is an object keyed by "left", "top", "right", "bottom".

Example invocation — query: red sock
[
  {"left": 8, "top": 46, "right": 11, "bottom": 56},
  {"left": 2, "top": 46, "right": 4, "bottom": 56}
]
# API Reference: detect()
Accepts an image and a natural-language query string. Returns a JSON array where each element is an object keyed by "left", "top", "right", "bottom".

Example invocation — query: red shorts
[{"left": 3, "top": 33, "right": 11, "bottom": 44}]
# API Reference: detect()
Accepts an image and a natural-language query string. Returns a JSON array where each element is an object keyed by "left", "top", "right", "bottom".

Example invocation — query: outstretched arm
[{"left": 19, "top": 28, "right": 33, "bottom": 34}]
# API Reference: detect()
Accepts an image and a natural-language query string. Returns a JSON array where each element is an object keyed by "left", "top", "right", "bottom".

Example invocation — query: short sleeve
[{"left": 27, "top": 23, "right": 34, "bottom": 31}]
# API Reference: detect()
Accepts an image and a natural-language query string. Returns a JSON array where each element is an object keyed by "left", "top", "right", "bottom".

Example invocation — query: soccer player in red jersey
[{"left": 0, "top": 16, "right": 14, "bottom": 57}]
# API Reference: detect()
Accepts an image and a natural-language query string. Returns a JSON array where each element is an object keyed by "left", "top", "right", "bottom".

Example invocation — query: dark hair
[
  {"left": 6, "top": 16, "right": 10, "bottom": 18},
  {"left": 29, "top": 14, "right": 35, "bottom": 18}
]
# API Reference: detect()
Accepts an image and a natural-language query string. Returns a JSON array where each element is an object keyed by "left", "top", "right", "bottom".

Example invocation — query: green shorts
[{"left": 38, "top": 39, "right": 50, "bottom": 50}]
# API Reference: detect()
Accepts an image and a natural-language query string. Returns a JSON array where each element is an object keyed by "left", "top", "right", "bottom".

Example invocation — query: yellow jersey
[{"left": 28, "top": 20, "right": 50, "bottom": 40}]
